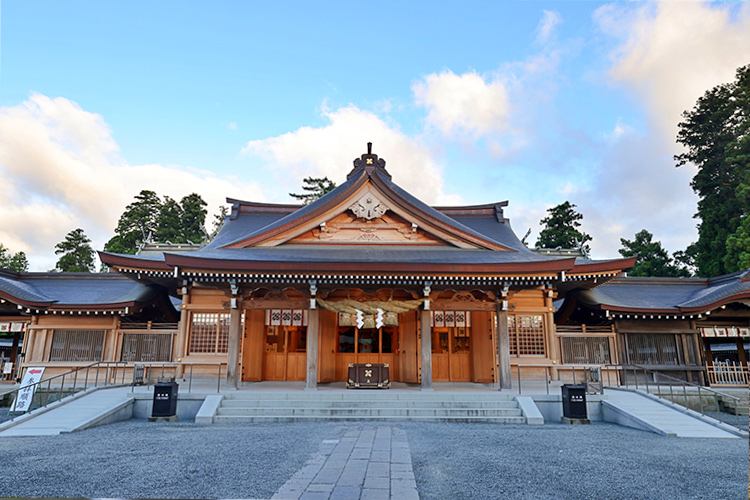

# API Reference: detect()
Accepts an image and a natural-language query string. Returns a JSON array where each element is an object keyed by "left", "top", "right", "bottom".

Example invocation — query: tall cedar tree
[
  {"left": 535, "top": 201, "right": 592, "bottom": 253},
  {"left": 289, "top": 177, "right": 337, "bottom": 205},
  {"left": 675, "top": 65, "right": 750, "bottom": 276},
  {"left": 54, "top": 228, "right": 96, "bottom": 272},
  {"left": 618, "top": 230, "right": 690, "bottom": 277},
  {"left": 0, "top": 244, "right": 29, "bottom": 272}
]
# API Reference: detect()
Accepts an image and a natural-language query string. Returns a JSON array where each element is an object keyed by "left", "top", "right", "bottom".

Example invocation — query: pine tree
[
  {"left": 104, "top": 190, "right": 163, "bottom": 254},
  {"left": 535, "top": 201, "right": 592, "bottom": 253},
  {"left": 54, "top": 228, "right": 96, "bottom": 272},
  {"left": 289, "top": 177, "right": 337, "bottom": 205},
  {"left": 0, "top": 244, "right": 29, "bottom": 272},
  {"left": 618, "top": 230, "right": 690, "bottom": 277},
  {"left": 180, "top": 193, "right": 208, "bottom": 243}
]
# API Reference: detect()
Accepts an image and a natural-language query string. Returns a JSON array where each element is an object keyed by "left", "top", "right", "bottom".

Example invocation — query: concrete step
[
  {"left": 223, "top": 392, "right": 516, "bottom": 401},
  {"left": 215, "top": 407, "right": 524, "bottom": 417},
  {"left": 212, "top": 414, "right": 528, "bottom": 424},
  {"left": 219, "top": 399, "right": 519, "bottom": 409}
]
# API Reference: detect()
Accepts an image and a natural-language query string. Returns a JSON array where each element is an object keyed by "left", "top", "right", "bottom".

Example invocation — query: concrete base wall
[
  {"left": 532, "top": 394, "right": 605, "bottom": 422},
  {"left": 131, "top": 393, "right": 208, "bottom": 421}
]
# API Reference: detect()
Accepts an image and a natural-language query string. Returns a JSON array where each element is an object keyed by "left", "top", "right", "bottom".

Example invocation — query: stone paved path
[{"left": 272, "top": 424, "right": 419, "bottom": 500}]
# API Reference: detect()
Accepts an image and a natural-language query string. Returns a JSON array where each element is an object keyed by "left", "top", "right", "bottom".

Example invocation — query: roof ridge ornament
[{"left": 348, "top": 142, "right": 391, "bottom": 180}]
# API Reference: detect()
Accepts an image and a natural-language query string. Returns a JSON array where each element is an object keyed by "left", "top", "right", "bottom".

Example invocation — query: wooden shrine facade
[{"left": 100, "top": 144, "right": 634, "bottom": 389}]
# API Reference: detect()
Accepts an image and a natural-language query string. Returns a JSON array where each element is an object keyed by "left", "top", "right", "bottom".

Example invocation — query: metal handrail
[
  {"left": 510, "top": 363, "right": 745, "bottom": 433},
  {"left": 619, "top": 363, "right": 744, "bottom": 433},
  {"left": 0, "top": 361, "right": 129, "bottom": 422},
  {"left": 128, "top": 362, "right": 223, "bottom": 393}
]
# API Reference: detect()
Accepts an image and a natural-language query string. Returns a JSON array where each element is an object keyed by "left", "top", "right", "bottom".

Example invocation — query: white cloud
[
  {"left": 242, "top": 104, "right": 462, "bottom": 206},
  {"left": 0, "top": 94, "right": 264, "bottom": 271},
  {"left": 227, "top": 121, "right": 238, "bottom": 130},
  {"left": 536, "top": 10, "right": 562, "bottom": 44},
  {"left": 595, "top": 1, "right": 750, "bottom": 141},
  {"left": 413, "top": 70, "right": 511, "bottom": 139}
]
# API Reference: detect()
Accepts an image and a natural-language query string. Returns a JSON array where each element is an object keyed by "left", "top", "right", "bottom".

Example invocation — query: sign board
[
  {"left": 2, "top": 362, "right": 12, "bottom": 375},
  {"left": 13, "top": 367, "right": 45, "bottom": 412},
  {"left": 0, "top": 323, "right": 9, "bottom": 333}
]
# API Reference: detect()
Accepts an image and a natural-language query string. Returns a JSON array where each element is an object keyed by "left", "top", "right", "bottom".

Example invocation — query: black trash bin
[
  {"left": 152, "top": 380, "right": 178, "bottom": 418},
  {"left": 561, "top": 384, "right": 587, "bottom": 419}
]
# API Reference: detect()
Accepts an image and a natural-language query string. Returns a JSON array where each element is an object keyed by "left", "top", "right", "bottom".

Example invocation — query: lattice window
[
  {"left": 625, "top": 333, "right": 679, "bottom": 365},
  {"left": 189, "top": 313, "right": 230, "bottom": 354},
  {"left": 121, "top": 333, "right": 173, "bottom": 362},
  {"left": 509, "top": 315, "right": 546, "bottom": 356},
  {"left": 49, "top": 330, "right": 105, "bottom": 362},
  {"left": 561, "top": 337, "right": 611, "bottom": 364}
]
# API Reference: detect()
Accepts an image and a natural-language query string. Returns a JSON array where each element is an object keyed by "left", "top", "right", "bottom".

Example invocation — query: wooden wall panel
[
  {"left": 318, "top": 309, "right": 337, "bottom": 383},
  {"left": 242, "top": 309, "right": 264, "bottom": 382},
  {"left": 471, "top": 311, "right": 495, "bottom": 383},
  {"left": 399, "top": 311, "right": 419, "bottom": 383}
]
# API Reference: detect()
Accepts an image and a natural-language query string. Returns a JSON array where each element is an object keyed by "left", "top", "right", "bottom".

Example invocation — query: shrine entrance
[
  {"left": 262, "top": 324, "right": 307, "bottom": 381},
  {"left": 334, "top": 325, "right": 399, "bottom": 381}
]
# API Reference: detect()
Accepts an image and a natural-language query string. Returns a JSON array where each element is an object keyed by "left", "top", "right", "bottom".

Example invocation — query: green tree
[
  {"left": 0, "top": 244, "right": 29, "bottom": 272},
  {"left": 104, "top": 190, "right": 162, "bottom": 254},
  {"left": 179, "top": 193, "right": 208, "bottom": 243},
  {"left": 535, "top": 201, "right": 592, "bottom": 253},
  {"left": 210, "top": 205, "right": 229, "bottom": 239},
  {"left": 155, "top": 197, "right": 183, "bottom": 243},
  {"left": 54, "top": 228, "right": 96, "bottom": 272},
  {"left": 675, "top": 64, "right": 750, "bottom": 276},
  {"left": 289, "top": 177, "right": 337, "bottom": 205},
  {"left": 618, "top": 229, "right": 690, "bottom": 277},
  {"left": 724, "top": 171, "right": 750, "bottom": 270}
]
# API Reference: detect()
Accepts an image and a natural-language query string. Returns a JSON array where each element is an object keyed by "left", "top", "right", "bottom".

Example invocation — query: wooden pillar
[
  {"left": 736, "top": 337, "right": 748, "bottom": 368},
  {"left": 226, "top": 302, "right": 242, "bottom": 389},
  {"left": 175, "top": 306, "right": 189, "bottom": 377},
  {"left": 496, "top": 304, "right": 511, "bottom": 390},
  {"left": 306, "top": 308, "right": 320, "bottom": 390},
  {"left": 420, "top": 309, "right": 433, "bottom": 390}
]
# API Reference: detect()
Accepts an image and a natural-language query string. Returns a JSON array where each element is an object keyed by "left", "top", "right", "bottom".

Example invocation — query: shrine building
[
  {"left": 3, "top": 145, "right": 748, "bottom": 391},
  {"left": 95, "top": 145, "right": 635, "bottom": 389}
]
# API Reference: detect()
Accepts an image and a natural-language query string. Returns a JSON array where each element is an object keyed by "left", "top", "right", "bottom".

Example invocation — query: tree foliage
[
  {"left": 104, "top": 190, "right": 209, "bottom": 254},
  {"left": 0, "top": 244, "right": 29, "bottom": 272},
  {"left": 618, "top": 229, "right": 690, "bottom": 277},
  {"left": 675, "top": 64, "right": 750, "bottom": 276},
  {"left": 289, "top": 177, "right": 337, "bottom": 205},
  {"left": 54, "top": 228, "right": 96, "bottom": 272},
  {"left": 535, "top": 201, "right": 592, "bottom": 253}
]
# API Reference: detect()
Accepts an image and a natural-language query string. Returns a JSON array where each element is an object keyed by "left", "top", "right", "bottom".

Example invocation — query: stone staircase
[{"left": 211, "top": 391, "right": 528, "bottom": 424}]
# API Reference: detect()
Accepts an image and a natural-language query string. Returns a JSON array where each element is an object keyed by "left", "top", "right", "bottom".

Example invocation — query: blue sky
[{"left": 1, "top": 1, "right": 749, "bottom": 271}]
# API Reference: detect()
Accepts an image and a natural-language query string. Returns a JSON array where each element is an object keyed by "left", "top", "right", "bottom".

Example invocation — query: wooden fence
[{"left": 706, "top": 361, "right": 748, "bottom": 387}]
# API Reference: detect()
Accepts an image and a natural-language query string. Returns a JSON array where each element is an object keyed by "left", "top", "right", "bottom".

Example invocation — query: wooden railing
[{"left": 706, "top": 362, "right": 748, "bottom": 387}]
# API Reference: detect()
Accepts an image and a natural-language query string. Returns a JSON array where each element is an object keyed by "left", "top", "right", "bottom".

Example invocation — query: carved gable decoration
[
  {"left": 290, "top": 211, "right": 448, "bottom": 246},
  {"left": 349, "top": 193, "right": 389, "bottom": 221}
]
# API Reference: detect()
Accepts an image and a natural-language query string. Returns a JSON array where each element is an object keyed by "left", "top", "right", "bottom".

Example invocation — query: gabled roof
[
  {"left": 100, "top": 146, "right": 635, "bottom": 283},
  {"left": 0, "top": 269, "right": 173, "bottom": 312},
  {"left": 573, "top": 270, "right": 750, "bottom": 314},
  {"left": 216, "top": 166, "right": 516, "bottom": 251}
]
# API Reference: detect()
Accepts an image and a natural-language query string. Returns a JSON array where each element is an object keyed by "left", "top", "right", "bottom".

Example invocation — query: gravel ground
[
  {"left": 0, "top": 420, "right": 746, "bottom": 500},
  {"left": 404, "top": 421, "right": 749, "bottom": 500}
]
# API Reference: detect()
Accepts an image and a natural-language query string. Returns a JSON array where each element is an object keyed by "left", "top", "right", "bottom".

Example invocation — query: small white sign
[
  {"left": 13, "top": 367, "right": 45, "bottom": 413},
  {"left": 2, "top": 362, "right": 12, "bottom": 375}
]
